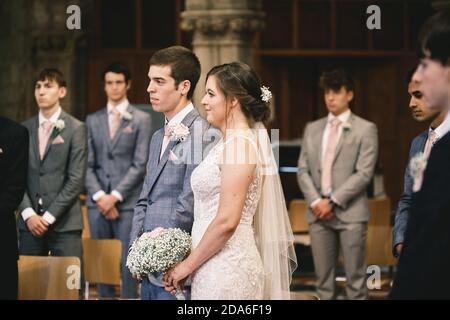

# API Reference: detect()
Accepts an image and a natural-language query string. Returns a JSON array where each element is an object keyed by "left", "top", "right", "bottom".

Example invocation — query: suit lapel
[
  {"left": 418, "top": 132, "right": 428, "bottom": 153},
  {"left": 99, "top": 108, "right": 110, "bottom": 147},
  {"left": 32, "top": 117, "right": 40, "bottom": 163},
  {"left": 110, "top": 104, "right": 133, "bottom": 150},
  {"left": 146, "top": 108, "right": 200, "bottom": 195},
  {"left": 42, "top": 111, "right": 67, "bottom": 162}
]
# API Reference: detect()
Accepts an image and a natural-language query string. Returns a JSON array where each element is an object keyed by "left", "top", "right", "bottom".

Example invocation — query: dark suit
[
  {"left": 0, "top": 116, "right": 29, "bottom": 299},
  {"left": 389, "top": 130, "right": 450, "bottom": 299},
  {"left": 18, "top": 110, "right": 87, "bottom": 261},
  {"left": 392, "top": 131, "right": 427, "bottom": 256}
]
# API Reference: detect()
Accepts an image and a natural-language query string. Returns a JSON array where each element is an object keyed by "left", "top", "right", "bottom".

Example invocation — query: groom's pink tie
[
  {"left": 321, "top": 118, "right": 341, "bottom": 195},
  {"left": 160, "top": 125, "right": 171, "bottom": 160},
  {"left": 39, "top": 120, "right": 53, "bottom": 160},
  {"left": 423, "top": 130, "right": 438, "bottom": 158},
  {"left": 109, "top": 108, "right": 121, "bottom": 139}
]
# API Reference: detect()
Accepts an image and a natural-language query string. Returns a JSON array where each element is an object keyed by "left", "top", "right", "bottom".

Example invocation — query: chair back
[{"left": 18, "top": 255, "right": 81, "bottom": 300}]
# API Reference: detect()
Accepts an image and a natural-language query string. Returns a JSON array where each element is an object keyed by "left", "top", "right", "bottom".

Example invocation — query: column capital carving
[{"left": 180, "top": 10, "right": 265, "bottom": 36}]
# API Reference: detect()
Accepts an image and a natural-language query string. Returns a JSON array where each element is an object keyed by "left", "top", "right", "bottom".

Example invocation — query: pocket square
[
  {"left": 0, "top": 148, "right": 3, "bottom": 154},
  {"left": 123, "top": 126, "right": 133, "bottom": 134},
  {"left": 52, "top": 135, "right": 65, "bottom": 144}
]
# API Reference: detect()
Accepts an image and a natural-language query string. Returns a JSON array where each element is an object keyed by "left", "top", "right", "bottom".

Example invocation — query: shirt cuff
[
  {"left": 92, "top": 190, "right": 106, "bottom": 202},
  {"left": 111, "top": 190, "right": 123, "bottom": 202},
  {"left": 330, "top": 196, "right": 341, "bottom": 207},
  {"left": 310, "top": 198, "right": 321, "bottom": 208},
  {"left": 43, "top": 212, "right": 56, "bottom": 225},
  {"left": 21, "top": 208, "right": 37, "bottom": 221}
]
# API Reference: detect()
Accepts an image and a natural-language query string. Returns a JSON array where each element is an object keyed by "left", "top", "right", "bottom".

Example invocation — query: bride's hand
[{"left": 163, "top": 262, "right": 192, "bottom": 294}]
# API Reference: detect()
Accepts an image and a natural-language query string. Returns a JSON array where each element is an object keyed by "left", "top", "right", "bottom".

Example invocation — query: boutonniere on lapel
[
  {"left": 410, "top": 152, "right": 428, "bottom": 192},
  {"left": 54, "top": 119, "right": 65, "bottom": 131},
  {"left": 342, "top": 121, "right": 352, "bottom": 131},
  {"left": 168, "top": 123, "right": 190, "bottom": 142},
  {"left": 120, "top": 110, "right": 133, "bottom": 121}
]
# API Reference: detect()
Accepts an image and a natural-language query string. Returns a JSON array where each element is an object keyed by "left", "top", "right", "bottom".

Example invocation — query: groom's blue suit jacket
[{"left": 129, "top": 108, "right": 219, "bottom": 248}]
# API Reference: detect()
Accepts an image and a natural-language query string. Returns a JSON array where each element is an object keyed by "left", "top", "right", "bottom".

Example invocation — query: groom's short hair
[
  {"left": 149, "top": 46, "right": 201, "bottom": 99},
  {"left": 418, "top": 10, "right": 450, "bottom": 66}
]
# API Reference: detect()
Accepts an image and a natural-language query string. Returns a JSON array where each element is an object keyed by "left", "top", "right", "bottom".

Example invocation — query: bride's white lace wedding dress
[{"left": 190, "top": 136, "right": 265, "bottom": 300}]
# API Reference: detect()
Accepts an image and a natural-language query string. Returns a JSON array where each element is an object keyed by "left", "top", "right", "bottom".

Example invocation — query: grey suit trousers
[{"left": 309, "top": 217, "right": 368, "bottom": 300}]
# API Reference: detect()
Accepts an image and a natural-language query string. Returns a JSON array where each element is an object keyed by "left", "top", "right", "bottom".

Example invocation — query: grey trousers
[{"left": 309, "top": 218, "right": 368, "bottom": 300}]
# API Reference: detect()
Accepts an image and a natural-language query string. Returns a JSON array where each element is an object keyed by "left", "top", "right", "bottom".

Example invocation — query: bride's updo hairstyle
[{"left": 206, "top": 62, "right": 271, "bottom": 124}]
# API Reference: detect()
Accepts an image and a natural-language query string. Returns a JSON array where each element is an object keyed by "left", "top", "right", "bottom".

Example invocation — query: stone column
[
  {"left": 0, "top": 0, "right": 87, "bottom": 122},
  {"left": 0, "top": 0, "right": 29, "bottom": 121},
  {"left": 29, "top": 0, "right": 87, "bottom": 120},
  {"left": 180, "top": 0, "right": 265, "bottom": 110}
]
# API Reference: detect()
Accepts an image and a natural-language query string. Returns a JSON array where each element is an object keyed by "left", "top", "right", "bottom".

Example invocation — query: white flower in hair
[{"left": 260, "top": 86, "right": 272, "bottom": 103}]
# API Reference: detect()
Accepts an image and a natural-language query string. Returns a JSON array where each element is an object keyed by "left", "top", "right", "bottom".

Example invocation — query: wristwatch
[{"left": 328, "top": 198, "right": 337, "bottom": 209}]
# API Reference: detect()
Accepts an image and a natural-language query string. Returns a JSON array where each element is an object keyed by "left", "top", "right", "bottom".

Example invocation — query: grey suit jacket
[
  {"left": 392, "top": 131, "right": 427, "bottom": 255},
  {"left": 18, "top": 110, "right": 88, "bottom": 232},
  {"left": 297, "top": 113, "right": 379, "bottom": 223},
  {"left": 85, "top": 105, "right": 151, "bottom": 210},
  {"left": 129, "top": 108, "right": 218, "bottom": 246}
]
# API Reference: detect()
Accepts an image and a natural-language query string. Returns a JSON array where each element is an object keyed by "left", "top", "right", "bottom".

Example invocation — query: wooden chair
[
  {"left": 18, "top": 255, "right": 81, "bottom": 300},
  {"left": 82, "top": 239, "right": 122, "bottom": 299},
  {"left": 81, "top": 205, "right": 91, "bottom": 239},
  {"left": 366, "top": 197, "right": 397, "bottom": 266},
  {"left": 288, "top": 199, "right": 309, "bottom": 233},
  {"left": 290, "top": 291, "right": 319, "bottom": 300}
]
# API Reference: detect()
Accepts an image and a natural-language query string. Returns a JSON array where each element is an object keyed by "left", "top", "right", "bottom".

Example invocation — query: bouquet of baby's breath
[{"left": 126, "top": 227, "right": 191, "bottom": 281}]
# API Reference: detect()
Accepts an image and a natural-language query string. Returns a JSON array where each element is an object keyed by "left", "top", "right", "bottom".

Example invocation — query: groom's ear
[{"left": 179, "top": 80, "right": 191, "bottom": 97}]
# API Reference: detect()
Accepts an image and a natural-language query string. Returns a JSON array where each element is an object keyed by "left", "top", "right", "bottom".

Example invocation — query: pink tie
[
  {"left": 160, "top": 125, "right": 172, "bottom": 160},
  {"left": 321, "top": 118, "right": 341, "bottom": 195},
  {"left": 39, "top": 120, "right": 53, "bottom": 160},
  {"left": 109, "top": 109, "right": 121, "bottom": 139},
  {"left": 423, "top": 130, "right": 438, "bottom": 158}
]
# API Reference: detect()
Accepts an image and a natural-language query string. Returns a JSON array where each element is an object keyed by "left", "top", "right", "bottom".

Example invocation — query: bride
[{"left": 163, "top": 62, "right": 297, "bottom": 299}]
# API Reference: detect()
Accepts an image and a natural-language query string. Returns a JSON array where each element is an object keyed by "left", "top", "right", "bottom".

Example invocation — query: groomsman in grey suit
[
  {"left": 392, "top": 68, "right": 446, "bottom": 257},
  {"left": 129, "top": 46, "right": 216, "bottom": 300},
  {"left": 297, "top": 69, "right": 379, "bottom": 300},
  {"left": 85, "top": 62, "right": 151, "bottom": 299},
  {"left": 18, "top": 69, "right": 87, "bottom": 267}
]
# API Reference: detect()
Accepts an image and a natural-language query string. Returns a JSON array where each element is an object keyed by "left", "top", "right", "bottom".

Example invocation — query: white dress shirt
[
  {"left": 166, "top": 102, "right": 194, "bottom": 126},
  {"left": 21, "top": 106, "right": 62, "bottom": 225},
  {"left": 92, "top": 99, "right": 130, "bottom": 203}
]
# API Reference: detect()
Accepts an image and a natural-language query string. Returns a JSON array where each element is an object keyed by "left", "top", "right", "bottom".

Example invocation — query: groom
[{"left": 129, "top": 46, "right": 217, "bottom": 300}]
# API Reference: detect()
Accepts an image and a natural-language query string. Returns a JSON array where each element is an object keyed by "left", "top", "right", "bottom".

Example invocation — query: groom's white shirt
[{"left": 165, "top": 102, "right": 194, "bottom": 127}]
